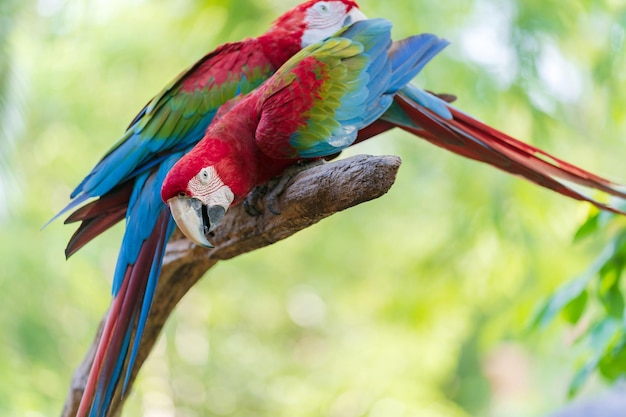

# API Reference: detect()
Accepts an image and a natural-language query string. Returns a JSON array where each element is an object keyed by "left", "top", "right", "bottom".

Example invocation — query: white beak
[{"left": 168, "top": 196, "right": 226, "bottom": 248}]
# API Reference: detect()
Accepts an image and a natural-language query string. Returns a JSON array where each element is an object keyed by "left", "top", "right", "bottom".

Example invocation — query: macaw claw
[{"left": 243, "top": 159, "right": 327, "bottom": 217}]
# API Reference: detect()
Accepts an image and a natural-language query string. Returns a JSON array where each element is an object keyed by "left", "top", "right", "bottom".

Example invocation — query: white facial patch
[
  {"left": 301, "top": 1, "right": 351, "bottom": 47},
  {"left": 188, "top": 166, "right": 235, "bottom": 209}
]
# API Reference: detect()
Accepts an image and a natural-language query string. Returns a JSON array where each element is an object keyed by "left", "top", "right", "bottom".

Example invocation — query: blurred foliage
[
  {"left": 0, "top": 0, "right": 23, "bottom": 218},
  {"left": 532, "top": 205, "right": 626, "bottom": 396},
  {"left": 2, "top": 1, "right": 626, "bottom": 417}
]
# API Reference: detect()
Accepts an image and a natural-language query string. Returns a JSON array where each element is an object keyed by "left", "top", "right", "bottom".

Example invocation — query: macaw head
[
  {"left": 161, "top": 139, "right": 253, "bottom": 248},
  {"left": 272, "top": 0, "right": 367, "bottom": 48}
]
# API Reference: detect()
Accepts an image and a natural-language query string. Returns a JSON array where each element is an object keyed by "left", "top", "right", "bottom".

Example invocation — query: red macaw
[
  {"left": 162, "top": 25, "right": 626, "bottom": 247},
  {"left": 160, "top": 20, "right": 448, "bottom": 244},
  {"left": 54, "top": 2, "right": 367, "bottom": 416}
]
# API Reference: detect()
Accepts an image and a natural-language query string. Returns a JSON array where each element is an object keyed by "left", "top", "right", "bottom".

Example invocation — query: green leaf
[
  {"left": 569, "top": 357, "right": 597, "bottom": 397},
  {"left": 597, "top": 250, "right": 625, "bottom": 318},
  {"left": 600, "top": 284, "right": 625, "bottom": 319},
  {"left": 569, "top": 319, "right": 622, "bottom": 396},
  {"left": 561, "top": 289, "right": 588, "bottom": 324},
  {"left": 573, "top": 210, "right": 600, "bottom": 241},
  {"left": 599, "top": 337, "right": 626, "bottom": 381},
  {"left": 531, "top": 273, "right": 595, "bottom": 329},
  {"left": 531, "top": 241, "right": 619, "bottom": 329}
]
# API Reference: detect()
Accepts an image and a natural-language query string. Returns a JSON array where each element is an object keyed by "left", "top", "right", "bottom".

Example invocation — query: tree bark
[{"left": 61, "top": 154, "right": 402, "bottom": 417}]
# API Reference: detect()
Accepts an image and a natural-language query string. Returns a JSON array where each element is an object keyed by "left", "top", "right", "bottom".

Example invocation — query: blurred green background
[{"left": 2, "top": 0, "right": 626, "bottom": 416}]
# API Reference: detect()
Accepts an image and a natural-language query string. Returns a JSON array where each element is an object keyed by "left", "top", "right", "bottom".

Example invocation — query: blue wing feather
[{"left": 288, "top": 20, "right": 448, "bottom": 158}]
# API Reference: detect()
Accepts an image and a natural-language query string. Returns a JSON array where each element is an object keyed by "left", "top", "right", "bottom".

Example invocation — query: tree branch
[{"left": 61, "top": 154, "right": 402, "bottom": 417}]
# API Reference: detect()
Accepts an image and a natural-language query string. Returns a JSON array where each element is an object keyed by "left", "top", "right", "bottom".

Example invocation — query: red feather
[
  {"left": 76, "top": 266, "right": 130, "bottom": 417},
  {"left": 64, "top": 183, "right": 133, "bottom": 258},
  {"left": 361, "top": 92, "right": 626, "bottom": 214},
  {"left": 76, "top": 210, "right": 171, "bottom": 416}
]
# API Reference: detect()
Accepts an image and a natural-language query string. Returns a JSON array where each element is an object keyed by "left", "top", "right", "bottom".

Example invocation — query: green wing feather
[
  {"left": 255, "top": 37, "right": 370, "bottom": 159},
  {"left": 97, "top": 43, "right": 274, "bottom": 168}
]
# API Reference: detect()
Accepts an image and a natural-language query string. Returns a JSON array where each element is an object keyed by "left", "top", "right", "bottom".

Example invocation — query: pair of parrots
[{"left": 53, "top": 1, "right": 626, "bottom": 416}]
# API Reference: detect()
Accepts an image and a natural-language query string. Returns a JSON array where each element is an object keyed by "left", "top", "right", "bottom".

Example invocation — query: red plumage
[
  {"left": 256, "top": 57, "right": 329, "bottom": 159},
  {"left": 396, "top": 94, "right": 626, "bottom": 212},
  {"left": 356, "top": 90, "right": 626, "bottom": 214}
]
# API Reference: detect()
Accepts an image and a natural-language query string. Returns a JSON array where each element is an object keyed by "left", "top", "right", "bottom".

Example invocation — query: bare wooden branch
[{"left": 61, "top": 154, "right": 402, "bottom": 417}]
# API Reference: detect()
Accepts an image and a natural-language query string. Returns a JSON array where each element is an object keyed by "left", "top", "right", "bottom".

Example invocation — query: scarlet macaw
[
  {"left": 162, "top": 26, "right": 626, "bottom": 247},
  {"left": 55, "top": 2, "right": 367, "bottom": 416}
]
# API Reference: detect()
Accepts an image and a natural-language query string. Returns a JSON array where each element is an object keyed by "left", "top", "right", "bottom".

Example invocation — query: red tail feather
[
  {"left": 65, "top": 183, "right": 133, "bottom": 258},
  {"left": 76, "top": 268, "right": 131, "bottom": 417},
  {"left": 76, "top": 211, "right": 169, "bottom": 416},
  {"left": 384, "top": 93, "right": 626, "bottom": 214},
  {"left": 65, "top": 183, "right": 133, "bottom": 224}
]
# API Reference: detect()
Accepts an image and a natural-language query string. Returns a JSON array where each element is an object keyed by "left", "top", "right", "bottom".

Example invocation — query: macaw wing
[
  {"left": 112, "top": 41, "right": 274, "bottom": 159},
  {"left": 254, "top": 19, "right": 394, "bottom": 159},
  {"left": 58, "top": 41, "right": 275, "bottom": 221},
  {"left": 254, "top": 19, "right": 448, "bottom": 160}
]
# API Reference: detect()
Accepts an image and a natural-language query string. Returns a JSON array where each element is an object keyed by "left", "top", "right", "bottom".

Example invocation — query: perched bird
[
  {"left": 52, "top": 1, "right": 367, "bottom": 416},
  {"left": 163, "top": 25, "right": 626, "bottom": 248},
  {"left": 161, "top": 20, "right": 450, "bottom": 246},
  {"left": 59, "top": 1, "right": 626, "bottom": 415}
]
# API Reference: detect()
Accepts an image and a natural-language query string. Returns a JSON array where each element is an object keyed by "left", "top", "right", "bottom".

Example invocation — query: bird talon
[
  {"left": 242, "top": 160, "right": 324, "bottom": 217},
  {"left": 243, "top": 184, "right": 268, "bottom": 217},
  {"left": 266, "top": 197, "right": 282, "bottom": 215},
  {"left": 265, "top": 159, "right": 325, "bottom": 215}
]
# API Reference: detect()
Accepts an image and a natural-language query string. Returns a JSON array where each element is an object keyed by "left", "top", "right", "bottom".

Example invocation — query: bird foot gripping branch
[{"left": 244, "top": 159, "right": 327, "bottom": 217}]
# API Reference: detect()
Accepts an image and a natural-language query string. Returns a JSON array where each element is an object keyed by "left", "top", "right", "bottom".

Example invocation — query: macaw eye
[
  {"left": 314, "top": 2, "right": 329, "bottom": 13},
  {"left": 200, "top": 168, "right": 210, "bottom": 182}
]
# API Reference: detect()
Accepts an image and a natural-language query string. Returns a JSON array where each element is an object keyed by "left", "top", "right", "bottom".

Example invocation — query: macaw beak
[
  {"left": 167, "top": 196, "right": 226, "bottom": 248},
  {"left": 344, "top": 7, "right": 367, "bottom": 26}
]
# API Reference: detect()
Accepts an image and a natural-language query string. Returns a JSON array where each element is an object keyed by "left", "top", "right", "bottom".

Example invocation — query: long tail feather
[
  {"left": 79, "top": 209, "right": 173, "bottom": 417},
  {"left": 371, "top": 87, "right": 626, "bottom": 214},
  {"left": 76, "top": 267, "right": 131, "bottom": 417},
  {"left": 94, "top": 240, "right": 154, "bottom": 416},
  {"left": 76, "top": 155, "right": 180, "bottom": 416},
  {"left": 123, "top": 209, "right": 173, "bottom": 393}
]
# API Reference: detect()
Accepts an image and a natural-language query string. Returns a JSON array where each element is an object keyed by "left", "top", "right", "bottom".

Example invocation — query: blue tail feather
[
  {"left": 388, "top": 34, "right": 449, "bottom": 93},
  {"left": 86, "top": 153, "right": 182, "bottom": 416},
  {"left": 357, "top": 31, "right": 448, "bottom": 135},
  {"left": 123, "top": 209, "right": 175, "bottom": 394},
  {"left": 400, "top": 84, "right": 453, "bottom": 120}
]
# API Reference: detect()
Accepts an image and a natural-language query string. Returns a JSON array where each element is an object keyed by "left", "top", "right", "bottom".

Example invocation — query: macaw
[
  {"left": 53, "top": 1, "right": 367, "bottom": 416},
  {"left": 160, "top": 20, "right": 451, "bottom": 245},
  {"left": 162, "top": 28, "right": 626, "bottom": 248}
]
